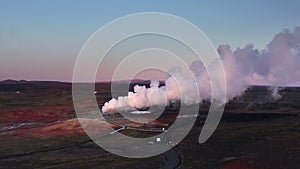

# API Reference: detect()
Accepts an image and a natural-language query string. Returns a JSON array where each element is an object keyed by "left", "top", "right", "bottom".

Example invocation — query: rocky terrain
[{"left": 0, "top": 80, "right": 299, "bottom": 169}]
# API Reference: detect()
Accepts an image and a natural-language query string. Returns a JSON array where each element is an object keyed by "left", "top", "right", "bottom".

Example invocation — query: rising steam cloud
[{"left": 102, "top": 27, "right": 300, "bottom": 113}]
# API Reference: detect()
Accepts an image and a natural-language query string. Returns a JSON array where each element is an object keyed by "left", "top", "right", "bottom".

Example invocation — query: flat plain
[{"left": 0, "top": 80, "right": 299, "bottom": 169}]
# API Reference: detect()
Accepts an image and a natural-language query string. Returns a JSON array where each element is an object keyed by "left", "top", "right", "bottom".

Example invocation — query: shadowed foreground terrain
[{"left": 0, "top": 80, "right": 299, "bottom": 169}]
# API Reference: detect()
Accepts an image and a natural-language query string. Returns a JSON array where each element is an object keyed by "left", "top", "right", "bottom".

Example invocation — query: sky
[{"left": 1, "top": 0, "right": 300, "bottom": 82}]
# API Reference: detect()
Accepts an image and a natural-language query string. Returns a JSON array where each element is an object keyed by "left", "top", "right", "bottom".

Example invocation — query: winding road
[
  {"left": 160, "top": 147, "right": 182, "bottom": 169},
  {"left": 102, "top": 111, "right": 183, "bottom": 169}
]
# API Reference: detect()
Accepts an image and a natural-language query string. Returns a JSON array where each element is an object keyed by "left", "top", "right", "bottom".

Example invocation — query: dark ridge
[
  {"left": 136, "top": 107, "right": 150, "bottom": 111},
  {"left": 0, "top": 79, "right": 24, "bottom": 84}
]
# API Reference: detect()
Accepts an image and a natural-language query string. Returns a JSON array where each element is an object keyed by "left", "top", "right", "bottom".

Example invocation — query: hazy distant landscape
[
  {"left": 0, "top": 80, "right": 299, "bottom": 169},
  {"left": 2, "top": 1, "right": 300, "bottom": 168}
]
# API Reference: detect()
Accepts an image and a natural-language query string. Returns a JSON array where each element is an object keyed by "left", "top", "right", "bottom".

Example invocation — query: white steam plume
[{"left": 102, "top": 27, "right": 300, "bottom": 113}]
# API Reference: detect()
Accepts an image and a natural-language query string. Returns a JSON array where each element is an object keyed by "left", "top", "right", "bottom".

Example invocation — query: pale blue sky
[{"left": 1, "top": 0, "right": 300, "bottom": 81}]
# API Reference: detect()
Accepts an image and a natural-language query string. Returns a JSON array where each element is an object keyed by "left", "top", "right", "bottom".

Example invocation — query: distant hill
[
  {"left": 0, "top": 80, "right": 299, "bottom": 115},
  {"left": 0, "top": 80, "right": 70, "bottom": 92},
  {"left": 0, "top": 79, "right": 27, "bottom": 84}
]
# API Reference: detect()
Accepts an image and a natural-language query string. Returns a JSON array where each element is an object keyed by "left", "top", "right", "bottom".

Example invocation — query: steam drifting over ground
[{"left": 102, "top": 27, "right": 300, "bottom": 113}]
